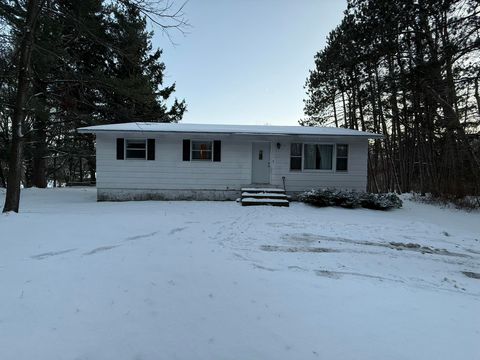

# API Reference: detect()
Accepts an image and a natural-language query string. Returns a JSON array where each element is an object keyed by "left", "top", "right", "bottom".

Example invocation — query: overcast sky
[{"left": 153, "top": 0, "right": 346, "bottom": 126}]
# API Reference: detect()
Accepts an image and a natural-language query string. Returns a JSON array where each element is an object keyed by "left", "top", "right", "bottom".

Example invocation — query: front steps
[{"left": 240, "top": 187, "right": 289, "bottom": 207}]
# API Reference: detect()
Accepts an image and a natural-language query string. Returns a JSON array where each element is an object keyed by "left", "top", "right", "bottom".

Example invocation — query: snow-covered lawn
[{"left": 0, "top": 188, "right": 479, "bottom": 360}]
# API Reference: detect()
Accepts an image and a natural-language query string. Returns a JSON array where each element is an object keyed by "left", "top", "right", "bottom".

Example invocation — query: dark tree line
[
  {"left": 0, "top": 0, "right": 186, "bottom": 212},
  {"left": 304, "top": 0, "right": 480, "bottom": 197}
]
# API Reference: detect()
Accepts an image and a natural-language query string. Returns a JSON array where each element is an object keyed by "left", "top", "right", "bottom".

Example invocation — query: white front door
[{"left": 251, "top": 142, "right": 270, "bottom": 184}]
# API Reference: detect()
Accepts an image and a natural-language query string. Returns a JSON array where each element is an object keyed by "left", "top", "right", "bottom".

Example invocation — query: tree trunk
[
  {"left": 341, "top": 89, "right": 348, "bottom": 128},
  {"left": 0, "top": 163, "right": 6, "bottom": 188},
  {"left": 475, "top": 74, "right": 480, "bottom": 117},
  {"left": 53, "top": 154, "right": 57, "bottom": 187},
  {"left": 332, "top": 91, "right": 338, "bottom": 127},
  {"left": 79, "top": 156, "right": 83, "bottom": 182},
  {"left": 3, "top": 0, "right": 44, "bottom": 213},
  {"left": 31, "top": 140, "right": 48, "bottom": 188},
  {"left": 31, "top": 82, "right": 48, "bottom": 188}
]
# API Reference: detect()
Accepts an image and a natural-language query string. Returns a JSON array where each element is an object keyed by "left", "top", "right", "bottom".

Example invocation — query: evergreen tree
[
  {"left": 304, "top": 0, "right": 480, "bottom": 197},
  {"left": 0, "top": 0, "right": 187, "bottom": 211}
]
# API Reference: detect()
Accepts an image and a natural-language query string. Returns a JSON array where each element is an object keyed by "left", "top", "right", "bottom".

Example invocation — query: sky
[{"left": 152, "top": 0, "right": 346, "bottom": 126}]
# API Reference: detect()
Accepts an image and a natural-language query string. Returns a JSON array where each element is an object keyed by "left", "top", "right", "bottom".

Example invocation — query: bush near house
[{"left": 299, "top": 189, "right": 402, "bottom": 210}]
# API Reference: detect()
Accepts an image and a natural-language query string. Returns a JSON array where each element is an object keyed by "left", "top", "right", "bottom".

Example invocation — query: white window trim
[
  {"left": 125, "top": 139, "right": 147, "bottom": 160},
  {"left": 289, "top": 143, "right": 303, "bottom": 172},
  {"left": 302, "top": 142, "right": 335, "bottom": 172},
  {"left": 290, "top": 142, "right": 349, "bottom": 173},
  {"left": 335, "top": 144, "right": 349, "bottom": 172},
  {"left": 191, "top": 139, "right": 214, "bottom": 162}
]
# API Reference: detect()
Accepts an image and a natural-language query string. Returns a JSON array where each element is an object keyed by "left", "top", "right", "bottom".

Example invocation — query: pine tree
[
  {"left": 0, "top": 0, "right": 187, "bottom": 211},
  {"left": 304, "top": 0, "right": 480, "bottom": 197}
]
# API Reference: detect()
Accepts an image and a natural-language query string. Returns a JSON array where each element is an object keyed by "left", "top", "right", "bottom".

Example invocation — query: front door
[{"left": 251, "top": 142, "right": 270, "bottom": 184}]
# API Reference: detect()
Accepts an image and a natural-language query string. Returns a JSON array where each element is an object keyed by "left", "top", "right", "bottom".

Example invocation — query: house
[{"left": 77, "top": 122, "right": 382, "bottom": 203}]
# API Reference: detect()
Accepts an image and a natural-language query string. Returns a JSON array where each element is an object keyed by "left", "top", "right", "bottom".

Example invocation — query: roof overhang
[{"left": 77, "top": 122, "right": 384, "bottom": 139}]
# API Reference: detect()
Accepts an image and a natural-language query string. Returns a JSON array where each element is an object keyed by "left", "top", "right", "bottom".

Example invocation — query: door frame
[{"left": 251, "top": 141, "right": 271, "bottom": 184}]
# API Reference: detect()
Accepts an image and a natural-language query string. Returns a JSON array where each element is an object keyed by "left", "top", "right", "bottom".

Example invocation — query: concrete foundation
[{"left": 97, "top": 188, "right": 242, "bottom": 201}]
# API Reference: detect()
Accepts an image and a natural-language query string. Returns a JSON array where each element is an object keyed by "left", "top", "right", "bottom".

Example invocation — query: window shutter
[
  {"left": 116, "top": 138, "right": 124, "bottom": 160},
  {"left": 147, "top": 139, "right": 155, "bottom": 160},
  {"left": 213, "top": 140, "right": 221, "bottom": 162},
  {"left": 183, "top": 139, "right": 190, "bottom": 161}
]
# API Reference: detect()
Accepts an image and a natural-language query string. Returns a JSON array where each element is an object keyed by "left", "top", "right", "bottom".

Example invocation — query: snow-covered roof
[{"left": 77, "top": 122, "right": 383, "bottom": 138}]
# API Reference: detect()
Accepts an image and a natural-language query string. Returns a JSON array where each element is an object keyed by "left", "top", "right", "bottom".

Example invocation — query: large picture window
[
  {"left": 125, "top": 139, "right": 147, "bottom": 159},
  {"left": 192, "top": 141, "right": 213, "bottom": 160},
  {"left": 336, "top": 144, "right": 348, "bottom": 171},
  {"left": 304, "top": 144, "right": 333, "bottom": 170}
]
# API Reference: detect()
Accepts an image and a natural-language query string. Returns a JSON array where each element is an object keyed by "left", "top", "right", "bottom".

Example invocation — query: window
[
  {"left": 192, "top": 141, "right": 213, "bottom": 160},
  {"left": 125, "top": 140, "right": 146, "bottom": 159},
  {"left": 336, "top": 144, "right": 348, "bottom": 171},
  {"left": 290, "top": 143, "right": 302, "bottom": 170},
  {"left": 304, "top": 144, "right": 333, "bottom": 170}
]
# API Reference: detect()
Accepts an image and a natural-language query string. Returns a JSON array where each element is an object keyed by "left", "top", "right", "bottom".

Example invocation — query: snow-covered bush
[
  {"left": 298, "top": 189, "right": 402, "bottom": 210},
  {"left": 298, "top": 189, "right": 362, "bottom": 208},
  {"left": 360, "top": 192, "right": 403, "bottom": 210}
]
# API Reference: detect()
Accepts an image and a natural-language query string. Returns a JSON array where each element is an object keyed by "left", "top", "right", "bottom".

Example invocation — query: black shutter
[
  {"left": 182, "top": 139, "right": 190, "bottom": 161},
  {"left": 116, "top": 138, "right": 124, "bottom": 160},
  {"left": 213, "top": 140, "right": 221, "bottom": 162},
  {"left": 147, "top": 139, "right": 155, "bottom": 160}
]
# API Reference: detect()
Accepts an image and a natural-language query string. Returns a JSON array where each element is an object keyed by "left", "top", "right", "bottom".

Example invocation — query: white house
[{"left": 78, "top": 122, "right": 382, "bottom": 202}]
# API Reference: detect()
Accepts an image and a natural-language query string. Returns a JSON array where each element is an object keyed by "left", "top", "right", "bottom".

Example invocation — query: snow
[
  {"left": 241, "top": 197, "right": 289, "bottom": 203},
  {"left": 241, "top": 187, "right": 286, "bottom": 193},
  {"left": 241, "top": 192, "right": 287, "bottom": 198},
  {"left": 0, "top": 188, "right": 479, "bottom": 360},
  {"left": 77, "top": 122, "right": 383, "bottom": 138}
]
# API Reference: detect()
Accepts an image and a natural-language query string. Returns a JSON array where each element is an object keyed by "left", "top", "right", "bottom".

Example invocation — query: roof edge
[{"left": 77, "top": 126, "right": 384, "bottom": 139}]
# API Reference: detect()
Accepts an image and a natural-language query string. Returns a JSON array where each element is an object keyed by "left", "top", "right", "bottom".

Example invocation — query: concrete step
[
  {"left": 241, "top": 197, "right": 289, "bottom": 207},
  {"left": 240, "top": 187, "right": 289, "bottom": 207},
  {"left": 241, "top": 187, "right": 285, "bottom": 194},
  {"left": 241, "top": 192, "right": 288, "bottom": 200}
]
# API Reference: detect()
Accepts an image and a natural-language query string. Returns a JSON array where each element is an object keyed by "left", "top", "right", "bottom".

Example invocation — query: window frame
[
  {"left": 302, "top": 142, "right": 335, "bottom": 172},
  {"left": 335, "top": 144, "right": 349, "bottom": 172},
  {"left": 191, "top": 139, "right": 214, "bottom": 162},
  {"left": 125, "top": 139, "right": 147, "bottom": 160},
  {"left": 289, "top": 142, "right": 349, "bottom": 173},
  {"left": 289, "top": 143, "right": 303, "bottom": 171}
]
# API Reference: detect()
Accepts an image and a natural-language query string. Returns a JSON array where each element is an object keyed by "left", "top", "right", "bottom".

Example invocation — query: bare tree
[{"left": 3, "top": 0, "right": 45, "bottom": 213}]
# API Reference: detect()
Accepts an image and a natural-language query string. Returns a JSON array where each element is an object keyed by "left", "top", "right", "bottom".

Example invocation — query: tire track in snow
[
  {"left": 125, "top": 231, "right": 160, "bottom": 241},
  {"left": 83, "top": 245, "right": 121, "bottom": 256},
  {"left": 31, "top": 249, "right": 77, "bottom": 260}
]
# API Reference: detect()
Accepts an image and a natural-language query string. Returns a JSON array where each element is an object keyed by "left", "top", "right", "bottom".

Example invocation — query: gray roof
[{"left": 77, "top": 122, "right": 383, "bottom": 138}]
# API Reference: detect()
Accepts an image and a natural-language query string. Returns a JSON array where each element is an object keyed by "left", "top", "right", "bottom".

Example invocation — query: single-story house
[{"left": 78, "top": 122, "right": 382, "bottom": 202}]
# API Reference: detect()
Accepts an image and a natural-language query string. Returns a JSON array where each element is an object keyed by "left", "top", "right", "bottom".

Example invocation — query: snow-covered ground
[{"left": 0, "top": 188, "right": 479, "bottom": 360}]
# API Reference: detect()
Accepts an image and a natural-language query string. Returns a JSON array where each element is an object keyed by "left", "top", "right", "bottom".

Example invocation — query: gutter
[{"left": 77, "top": 128, "right": 384, "bottom": 139}]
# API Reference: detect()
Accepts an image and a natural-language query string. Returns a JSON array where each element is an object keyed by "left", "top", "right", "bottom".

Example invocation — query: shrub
[
  {"left": 298, "top": 189, "right": 402, "bottom": 211},
  {"left": 360, "top": 192, "right": 403, "bottom": 210}
]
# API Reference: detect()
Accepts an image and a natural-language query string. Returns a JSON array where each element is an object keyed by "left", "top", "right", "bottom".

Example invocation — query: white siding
[
  {"left": 95, "top": 132, "right": 369, "bottom": 197},
  {"left": 270, "top": 138, "right": 368, "bottom": 192},
  {"left": 96, "top": 133, "right": 252, "bottom": 191}
]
